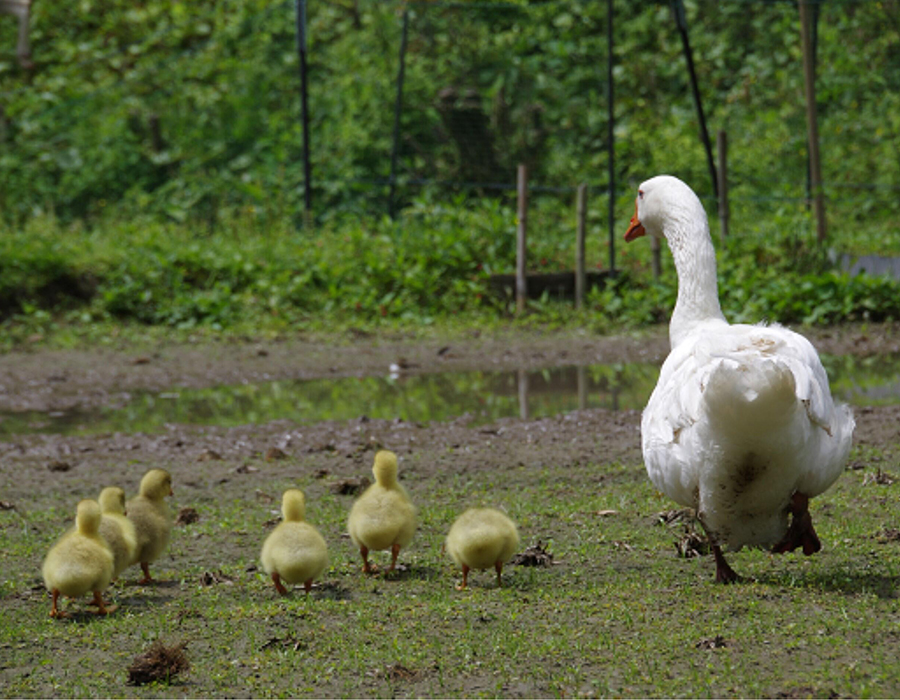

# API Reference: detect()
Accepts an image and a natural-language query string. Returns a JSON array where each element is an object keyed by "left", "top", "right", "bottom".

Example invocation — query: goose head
[
  {"left": 140, "top": 468, "right": 174, "bottom": 500},
  {"left": 99, "top": 486, "right": 127, "bottom": 516},
  {"left": 281, "top": 489, "right": 306, "bottom": 522},
  {"left": 624, "top": 175, "right": 708, "bottom": 247},
  {"left": 623, "top": 175, "right": 725, "bottom": 348}
]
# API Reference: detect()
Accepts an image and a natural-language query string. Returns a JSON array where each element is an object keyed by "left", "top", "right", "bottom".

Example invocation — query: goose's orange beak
[{"left": 624, "top": 199, "right": 645, "bottom": 242}]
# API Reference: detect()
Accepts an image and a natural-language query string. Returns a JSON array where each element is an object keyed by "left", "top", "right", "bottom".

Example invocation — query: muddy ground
[
  {"left": 1, "top": 322, "right": 899, "bottom": 697},
  {"left": 2, "top": 322, "right": 899, "bottom": 503}
]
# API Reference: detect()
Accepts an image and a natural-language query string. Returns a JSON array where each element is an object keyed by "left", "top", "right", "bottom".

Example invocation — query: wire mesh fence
[{"left": 0, "top": 0, "right": 897, "bottom": 257}]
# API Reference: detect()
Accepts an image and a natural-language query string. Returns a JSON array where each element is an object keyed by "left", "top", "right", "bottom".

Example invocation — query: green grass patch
[
  {"left": 3, "top": 454, "right": 900, "bottom": 697},
  {"left": 1, "top": 203, "right": 898, "bottom": 352}
]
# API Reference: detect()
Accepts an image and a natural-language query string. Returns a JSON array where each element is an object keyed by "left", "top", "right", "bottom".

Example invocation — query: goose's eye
[{"left": 638, "top": 190, "right": 644, "bottom": 200}]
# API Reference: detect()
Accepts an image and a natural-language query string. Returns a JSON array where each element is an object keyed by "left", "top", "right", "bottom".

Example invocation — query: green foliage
[
  {"left": 1, "top": 201, "right": 898, "bottom": 337},
  {"left": 0, "top": 0, "right": 897, "bottom": 241}
]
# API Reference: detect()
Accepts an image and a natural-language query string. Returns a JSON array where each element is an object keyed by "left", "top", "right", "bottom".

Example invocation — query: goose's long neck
[{"left": 664, "top": 205, "right": 726, "bottom": 349}]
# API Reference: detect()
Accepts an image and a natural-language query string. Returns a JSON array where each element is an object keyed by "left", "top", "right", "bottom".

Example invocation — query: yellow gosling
[
  {"left": 445, "top": 508, "right": 519, "bottom": 590},
  {"left": 126, "top": 469, "right": 173, "bottom": 584},
  {"left": 98, "top": 486, "right": 138, "bottom": 580},
  {"left": 347, "top": 450, "right": 416, "bottom": 574},
  {"left": 42, "top": 500, "right": 116, "bottom": 618},
  {"left": 260, "top": 489, "right": 329, "bottom": 595}
]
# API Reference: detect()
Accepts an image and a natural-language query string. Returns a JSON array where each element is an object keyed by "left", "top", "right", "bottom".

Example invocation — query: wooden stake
[
  {"left": 716, "top": 130, "right": 729, "bottom": 242},
  {"left": 516, "top": 164, "right": 528, "bottom": 314},
  {"left": 575, "top": 184, "right": 587, "bottom": 310},
  {"left": 799, "top": 0, "right": 826, "bottom": 243}
]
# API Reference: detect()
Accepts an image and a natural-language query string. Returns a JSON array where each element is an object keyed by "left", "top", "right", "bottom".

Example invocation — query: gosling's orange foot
[
  {"left": 455, "top": 565, "right": 470, "bottom": 591},
  {"left": 272, "top": 572, "right": 289, "bottom": 596},
  {"left": 91, "top": 591, "right": 117, "bottom": 615},
  {"left": 92, "top": 603, "right": 118, "bottom": 616},
  {"left": 360, "top": 546, "right": 378, "bottom": 575},
  {"left": 136, "top": 562, "right": 155, "bottom": 585},
  {"left": 49, "top": 590, "right": 67, "bottom": 618},
  {"left": 387, "top": 543, "right": 401, "bottom": 573}
]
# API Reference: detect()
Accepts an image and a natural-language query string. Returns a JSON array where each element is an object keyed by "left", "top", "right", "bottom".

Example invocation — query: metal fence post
[
  {"left": 388, "top": 10, "right": 410, "bottom": 219},
  {"left": 671, "top": 0, "right": 718, "bottom": 201},
  {"left": 295, "top": 0, "right": 312, "bottom": 227},
  {"left": 607, "top": 0, "right": 616, "bottom": 273}
]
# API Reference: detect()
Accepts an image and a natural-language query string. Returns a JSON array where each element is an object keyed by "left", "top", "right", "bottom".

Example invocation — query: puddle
[{"left": 0, "top": 355, "right": 898, "bottom": 437}]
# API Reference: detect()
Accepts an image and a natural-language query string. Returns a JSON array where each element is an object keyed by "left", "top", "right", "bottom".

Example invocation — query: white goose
[{"left": 625, "top": 175, "right": 854, "bottom": 582}]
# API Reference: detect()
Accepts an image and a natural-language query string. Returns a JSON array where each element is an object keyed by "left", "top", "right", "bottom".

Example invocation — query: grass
[
  {"left": 1, "top": 199, "right": 899, "bottom": 354},
  {"left": 3, "top": 452, "right": 900, "bottom": 697}
]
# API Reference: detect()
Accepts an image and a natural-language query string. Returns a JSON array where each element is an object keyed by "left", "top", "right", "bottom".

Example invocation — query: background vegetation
[{"left": 0, "top": 0, "right": 898, "bottom": 338}]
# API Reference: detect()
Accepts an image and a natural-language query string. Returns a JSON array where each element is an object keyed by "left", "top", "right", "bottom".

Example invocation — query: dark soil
[{"left": 2, "top": 323, "right": 898, "bottom": 510}]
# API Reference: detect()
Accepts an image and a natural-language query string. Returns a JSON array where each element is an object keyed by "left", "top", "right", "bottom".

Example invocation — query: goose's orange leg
[
  {"left": 388, "top": 543, "right": 401, "bottom": 572},
  {"left": 360, "top": 545, "right": 376, "bottom": 574},
  {"left": 49, "top": 589, "right": 67, "bottom": 618},
  {"left": 137, "top": 562, "right": 153, "bottom": 585},
  {"left": 495, "top": 560, "right": 504, "bottom": 587},
  {"left": 90, "top": 590, "right": 117, "bottom": 615},
  {"left": 272, "top": 572, "right": 289, "bottom": 596},
  {"left": 456, "top": 564, "right": 470, "bottom": 591}
]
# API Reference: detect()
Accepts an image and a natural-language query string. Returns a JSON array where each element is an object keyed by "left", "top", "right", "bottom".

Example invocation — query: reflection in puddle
[{"left": 1, "top": 354, "right": 898, "bottom": 437}]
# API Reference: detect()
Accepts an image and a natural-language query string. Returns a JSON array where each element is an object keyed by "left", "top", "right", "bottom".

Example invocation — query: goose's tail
[{"left": 702, "top": 357, "right": 799, "bottom": 441}]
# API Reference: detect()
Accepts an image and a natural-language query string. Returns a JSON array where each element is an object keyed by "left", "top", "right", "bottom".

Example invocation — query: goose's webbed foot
[{"left": 772, "top": 492, "right": 821, "bottom": 556}]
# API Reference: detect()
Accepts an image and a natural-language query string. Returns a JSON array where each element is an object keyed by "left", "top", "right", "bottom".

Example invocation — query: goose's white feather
[{"left": 633, "top": 176, "right": 854, "bottom": 550}]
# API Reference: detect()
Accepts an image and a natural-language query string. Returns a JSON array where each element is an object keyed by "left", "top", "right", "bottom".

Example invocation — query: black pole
[
  {"left": 388, "top": 10, "right": 410, "bottom": 220},
  {"left": 296, "top": 0, "right": 312, "bottom": 224},
  {"left": 671, "top": 0, "right": 718, "bottom": 200},
  {"left": 607, "top": 0, "right": 615, "bottom": 273},
  {"left": 805, "top": 0, "right": 820, "bottom": 210}
]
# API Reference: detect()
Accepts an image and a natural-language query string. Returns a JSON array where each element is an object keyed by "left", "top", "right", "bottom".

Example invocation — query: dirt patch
[
  {"left": 510, "top": 540, "right": 555, "bottom": 567},
  {"left": 127, "top": 640, "right": 190, "bottom": 686},
  {"left": 0, "top": 327, "right": 670, "bottom": 414},
  {"left": 1, "top": 322, "right": 896, "bottom": 417}
]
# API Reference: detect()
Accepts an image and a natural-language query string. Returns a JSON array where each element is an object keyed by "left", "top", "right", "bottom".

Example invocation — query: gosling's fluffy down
[
  {"left": 98, "top": 486, "right": 138, "bottom": 580},
  {"left": 42, "top": 499, "right": 117, "bottom": 617},
  {"left": 347, "top": 450, "right": 416, "bottom": 573},
  {"left": 126, "top": 469, "right": 173, "bottom": 584},
  {"left": 445, "top": 508, "right": 519, "bottom": 590},
  {"left": 260, "top": 489, "right": 329, "bottom": 595}
]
